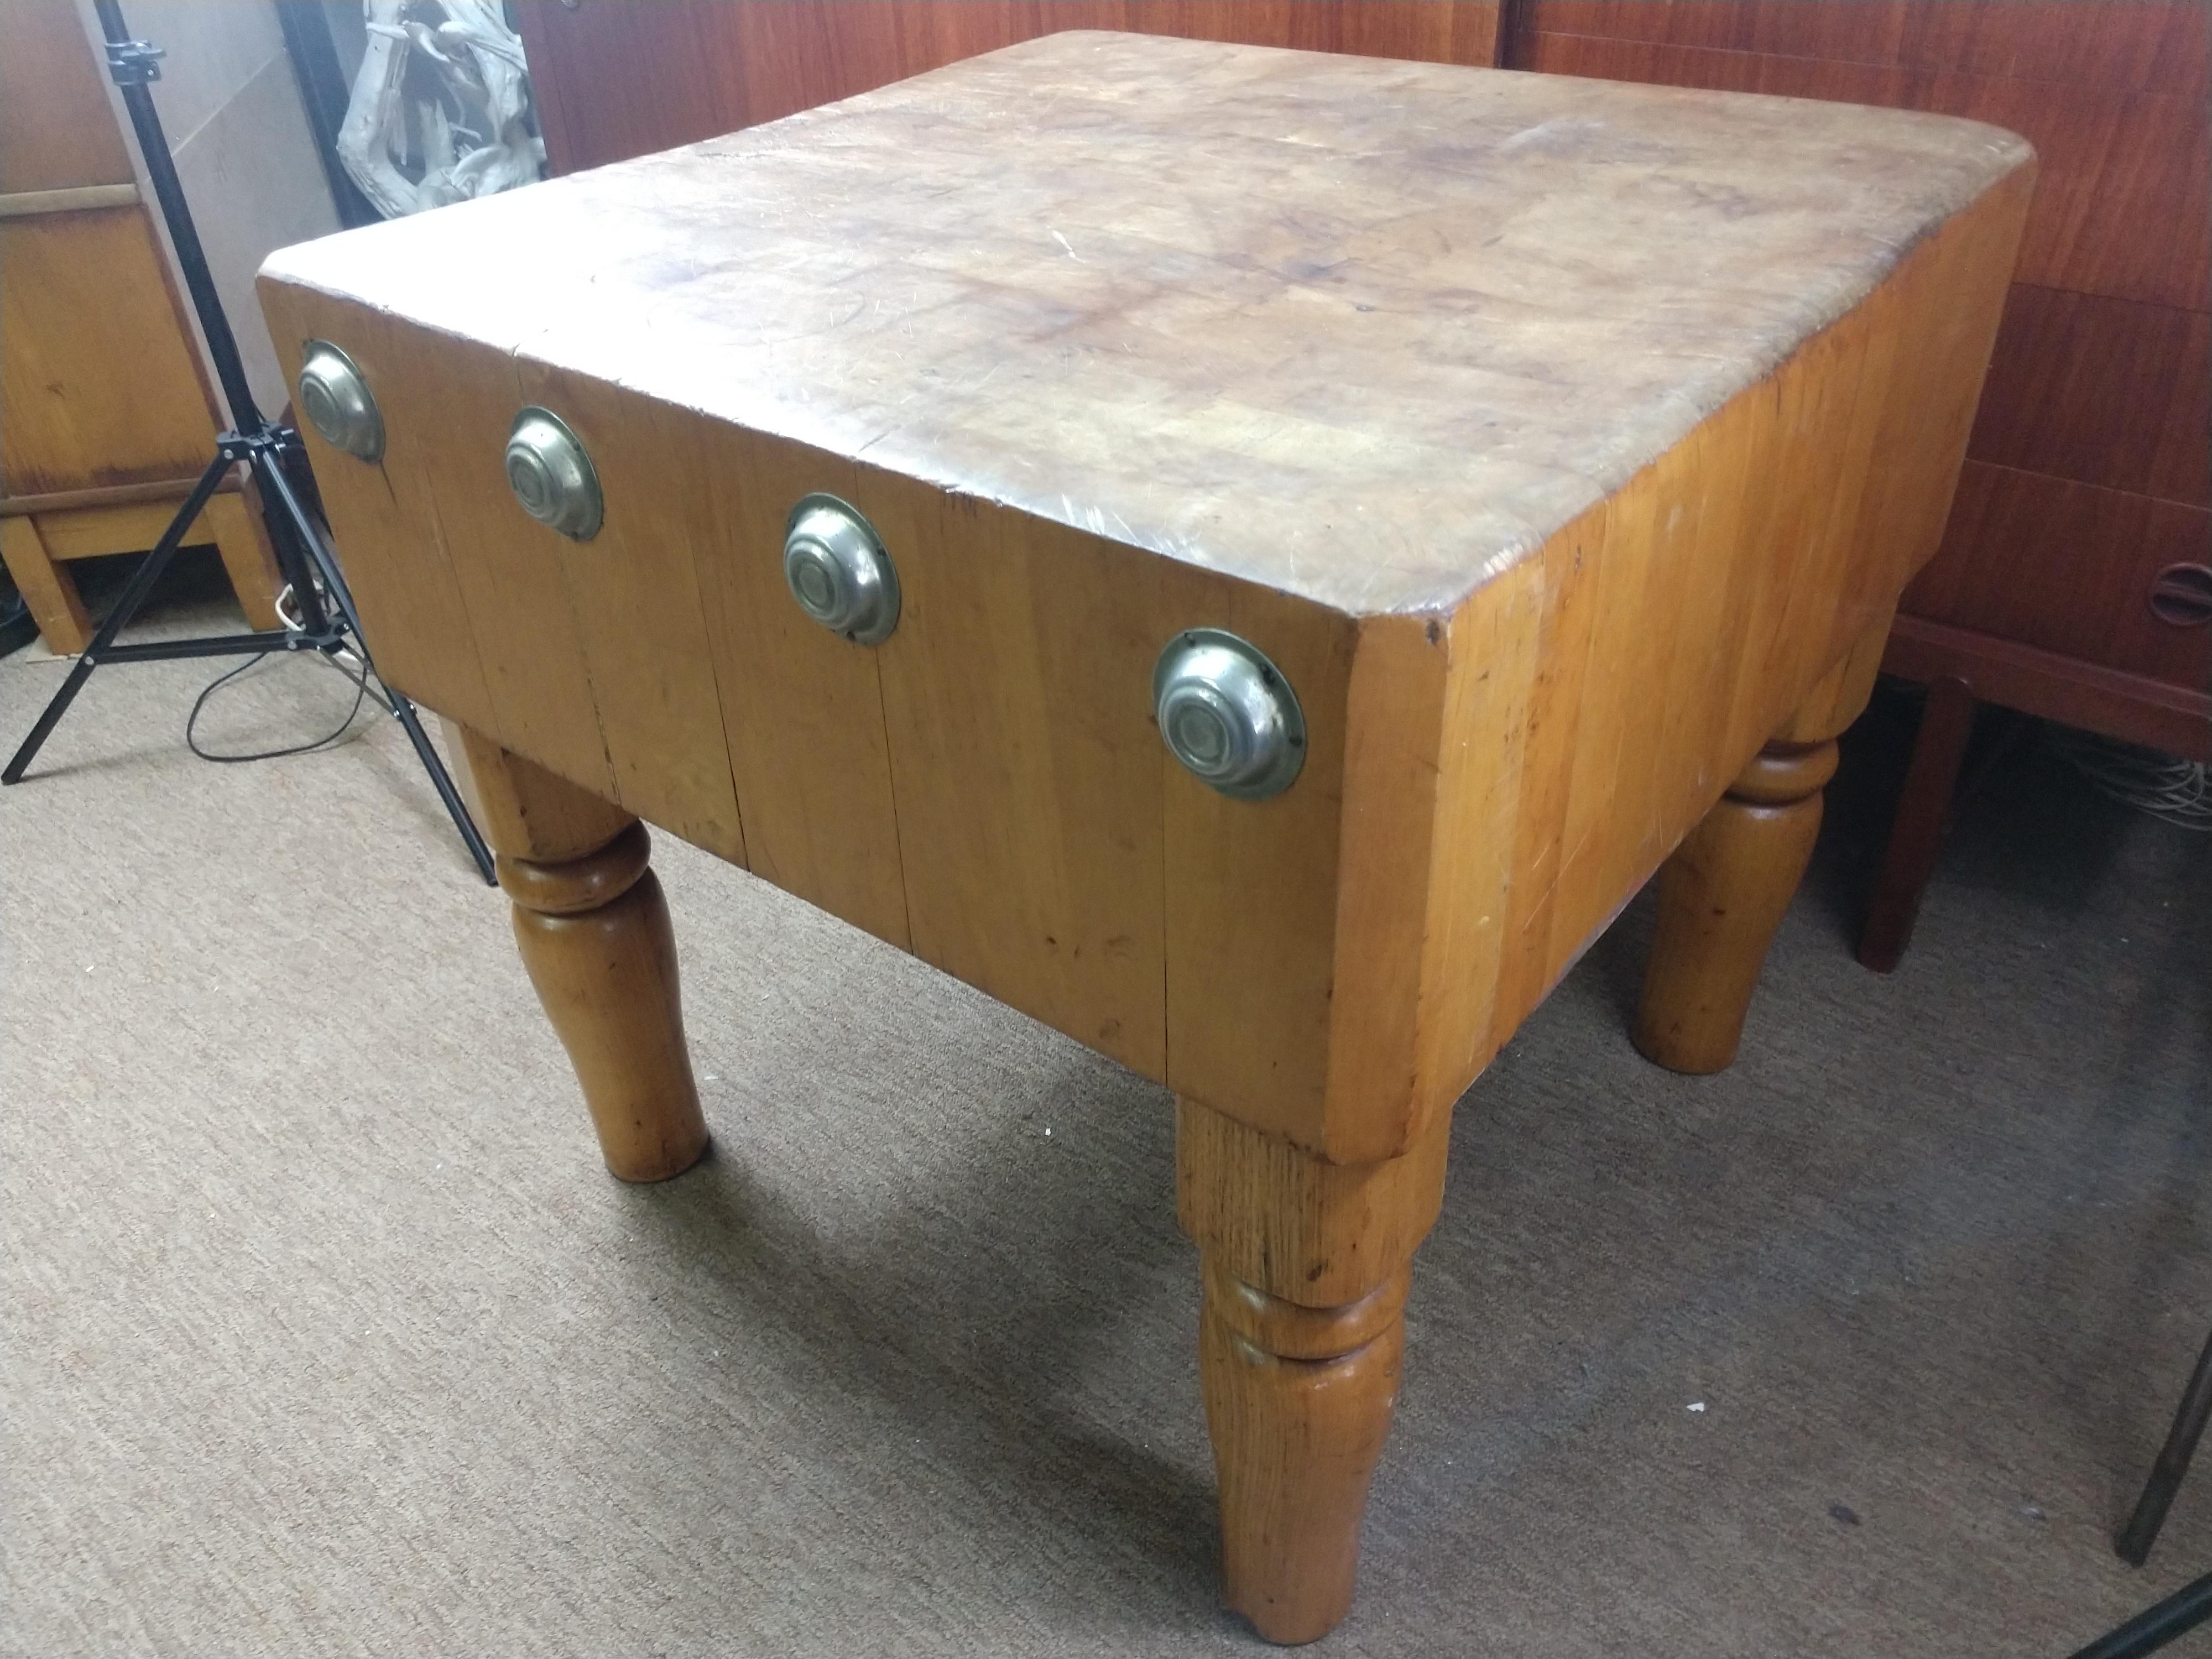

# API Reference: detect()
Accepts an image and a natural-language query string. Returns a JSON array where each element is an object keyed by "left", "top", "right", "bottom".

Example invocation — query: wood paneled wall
[
  {"left": 1504, "top": 1, "right": 2210, "bottom": 708},
  {"left": 518, "top": 2, "right": 1501, "bottom": 175}
]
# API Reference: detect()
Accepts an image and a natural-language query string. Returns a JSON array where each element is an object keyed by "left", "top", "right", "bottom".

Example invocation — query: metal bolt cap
[
  {"left": 296, "top": 340, "right": 383, "bottom": 462},
  {"left": 1153, "top": 628, "right": 1305, "bottom": 800},
  {"left": 505, "top": 408, "right": 602, "bottom": 540},
  {"left": 783, "top": 494, "right": 899, "bottom": 644}
]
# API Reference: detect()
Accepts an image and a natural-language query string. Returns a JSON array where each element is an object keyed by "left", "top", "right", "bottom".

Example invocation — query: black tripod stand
[{"left": 2, "top": 0, "right": 493, "bottom": 885}]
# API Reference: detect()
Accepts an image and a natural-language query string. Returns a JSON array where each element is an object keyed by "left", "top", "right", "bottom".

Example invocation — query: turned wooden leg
[
  {"left": 1631, "top": 734, "right": 1837, "bottom": 1074},
  {"left": 1634, "top": 607, "right": 1893, "bottom": 1075},
  {"left": 1177, "top": 1097, "right": 1451, "bottom": 1645},
  {"left": 450, "top": 723, "right": 709, "bottom": 1182}
]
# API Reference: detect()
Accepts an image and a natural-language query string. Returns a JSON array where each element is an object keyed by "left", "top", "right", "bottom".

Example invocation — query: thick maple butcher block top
[
  {"left": 259, "top": 31, "right": 2033, "bottom": 1171},
  {"left": 259, "top": 29, "right": 2031, "bottom": 618}
]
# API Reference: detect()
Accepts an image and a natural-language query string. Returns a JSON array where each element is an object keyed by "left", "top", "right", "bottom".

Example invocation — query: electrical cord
[
  {"left": 2049, "top": 726, "right": 2212, "bottom": 833},
  {"left": 182, "top": 581, "right": 383, "bottom": 764}
]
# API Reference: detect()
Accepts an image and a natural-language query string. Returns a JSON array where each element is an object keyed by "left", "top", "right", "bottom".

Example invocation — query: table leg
[
  {"left": 1633, "top": 607, "right": 1893, "bottom": 1075},
  {"left": 1856, "top": 675, "right": 1977, "bottom": 973},
  {"left": 1177, "top": 1097, "right": 1451, "bottom": 1645},
  {"left": 451, "top": 724, "right": 709, "bottom": 1182}
]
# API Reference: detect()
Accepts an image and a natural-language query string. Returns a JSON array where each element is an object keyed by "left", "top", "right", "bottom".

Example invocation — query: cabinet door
[
  {"left": 1, "top": 208, "right": 214, "bottom": 495},
  {"left": 1905, "top": 462, "right": 2212, "bottom": 692}
]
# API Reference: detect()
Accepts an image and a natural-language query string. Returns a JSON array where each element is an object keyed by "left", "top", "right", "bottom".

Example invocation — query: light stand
[{"left": 3, "top": 0, "right": 494, "bottom": 885}]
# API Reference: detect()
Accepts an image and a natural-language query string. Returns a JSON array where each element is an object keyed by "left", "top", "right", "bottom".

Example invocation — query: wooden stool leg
[
  {"left": 451, "top": 724, "right": 709, "bottom": 1183},
  {"left": 1, "top": 517, "right": 90, "bottom": 655},
  {"left": 1857, "top": 675, "right": 1976, "bottom": 973},
  {"left": 1178, "top": 1097, "right": 1451, "bottom": 1645},
  {"left": 1631, "top": 737, "right": 1837, "bottom": 1073},
  {"left": 1634, "top": 606, "right": 1895, "bottom": 1075},
  {"left": 205, "top": 491, "right": 285, "bottom": 633}
]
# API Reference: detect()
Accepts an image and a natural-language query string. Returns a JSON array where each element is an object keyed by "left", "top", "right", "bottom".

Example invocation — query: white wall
[{"left": 76, "top": 0, "right": 342, "bottom": 422}]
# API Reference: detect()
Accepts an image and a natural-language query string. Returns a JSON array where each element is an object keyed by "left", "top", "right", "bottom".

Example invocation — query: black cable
[{"left": 185, "top": 645, "right": 372, "bottom": 765}]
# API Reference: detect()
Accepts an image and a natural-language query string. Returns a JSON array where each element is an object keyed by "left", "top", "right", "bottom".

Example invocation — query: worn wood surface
[
  {"left": 263, "top": 32, "right": 2028, "bottom": 620},
  {"left": 264, "top": 32, "right": 2030, "bottom": 1162}
]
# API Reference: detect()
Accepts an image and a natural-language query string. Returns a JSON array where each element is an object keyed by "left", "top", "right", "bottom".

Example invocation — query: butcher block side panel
[
  {"left": 259, "top": 283, "right": 497, "bottom": 738},
  {"left": 1159, "top": 567, "right": 1359, "bottom": 1152},
  {"left": 679, "top": 424, "right": 910, "bottom": 949},
  {"left": 858, "top": 467, "right": 1169, "bottom": 1080},
  {"left": 511, "top": 363, "right": 747, "bottom": 863},
  {"left": 1386, "top": 160, "right": 2033, "bottom": 1150}
]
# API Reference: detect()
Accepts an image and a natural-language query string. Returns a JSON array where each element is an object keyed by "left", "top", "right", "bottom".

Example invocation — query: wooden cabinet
[
  {"left": 515, "top": 1, "right": 1504, "bottom": 174},
  {"left": 1504, "top": 1, "right": 2211, "bottom": 760},
  {"left": 0, "top": 0, "right": 280, "bottom": 654}
]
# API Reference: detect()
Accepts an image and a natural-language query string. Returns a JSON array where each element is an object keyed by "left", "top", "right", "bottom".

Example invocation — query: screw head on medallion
[
  {"left": 1152, "top": 629, "right": 1305, "bottom": 801},
  {"left": 295, "top": 340, "right": 383, "bottom": 462},
  {"left": 782, "top": 494, "right": 900, "bottom": 644},
  {"left": 504, "top": 408, "right": 602, "bottom": 540}
]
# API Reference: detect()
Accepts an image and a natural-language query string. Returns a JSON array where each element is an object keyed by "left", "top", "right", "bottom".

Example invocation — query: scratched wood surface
[
  {"left": 261, "top": 33, "right": 2031, "bottom": 1158},
  {"left": 262, "top": 31, "right": 2030, "bottom": 618}
]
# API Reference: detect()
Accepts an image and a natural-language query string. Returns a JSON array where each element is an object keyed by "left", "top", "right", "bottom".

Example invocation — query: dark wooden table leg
[
  {"left": 450, "top": 723, "right": 709, "bottom": 1182},
  {"left": 1857, "top": 675, "right": 1977, "bottom": 973},
  {"left": 1634, "top": 607, "right": 1892, "bottom": 1075},
  {"left": 1177, "top": 1097, "right": 1451, "bottom": 1645}
]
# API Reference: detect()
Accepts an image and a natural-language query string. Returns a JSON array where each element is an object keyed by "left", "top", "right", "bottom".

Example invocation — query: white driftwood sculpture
[{"left": 336, "top": 0, "right": 544, "bottom": 219}]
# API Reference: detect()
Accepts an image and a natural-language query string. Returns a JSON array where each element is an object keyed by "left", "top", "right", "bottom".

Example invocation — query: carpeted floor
[{"left": 4, "top": 554, "right": 2208, "bottom": 1657}]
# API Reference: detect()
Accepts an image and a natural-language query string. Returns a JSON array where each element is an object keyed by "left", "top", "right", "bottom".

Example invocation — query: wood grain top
[{"left": 259, "top": 30, "right": 2032, "bottom": 617}]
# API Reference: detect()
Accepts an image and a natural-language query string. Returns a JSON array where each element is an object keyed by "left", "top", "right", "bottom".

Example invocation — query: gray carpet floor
[{"left": 3, "top": 554, "right": 2208, "bottom": 1656}]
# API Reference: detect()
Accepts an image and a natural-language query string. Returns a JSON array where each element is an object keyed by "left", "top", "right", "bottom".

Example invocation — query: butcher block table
[{"left": 259, "top": 32, "right": 2031, "bottom": 1643}]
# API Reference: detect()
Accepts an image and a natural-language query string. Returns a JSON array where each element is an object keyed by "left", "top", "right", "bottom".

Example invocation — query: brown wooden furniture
[
  {"left": 0, "top": 0, "right": 281, "bottom": 655},
  {"left": 514, "top": 0, "right": 1507, "bottom": 170},
  {"left": 1494, "top": 0, "right": 2211, "bottom": 966},
  {"left": 260, "top": 34, "right": 2028, "bottom": 1641},
  {"left": 513, "top": 0, "right": 2209, "bottom": 972}
]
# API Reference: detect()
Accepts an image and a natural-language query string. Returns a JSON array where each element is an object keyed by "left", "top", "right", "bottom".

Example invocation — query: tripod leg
[
  {"left": 250, "top": 446, "right": 492, "bottom": 882},
  {"left": 2117, "top": 1323, "right": 2212, "bottom": 1566},
  {"left": 390, "top": 689, "right": 495, "bottom": 883},
  {"left": 4, "top": 453, "right": 233, "bottom": 784},
  {"left": 452, "top": 724, "right": 709, "bottom": 1183}
]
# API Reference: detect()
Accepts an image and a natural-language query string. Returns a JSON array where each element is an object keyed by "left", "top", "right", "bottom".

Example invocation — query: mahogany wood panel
[
  {"left": 518, "top": 1, "right": 1504, "bottom": 175},
  {"left": 1884, "top": 614, "right": 2211, "bottom": 761},
  {"left": 1982, "top": 285, "right": 2203, "bottom": 511},
  {"left": 1903, "top": 461, "right": 2212, "bottom": 691},
  {"left": 1518, "top": 1, "right": 2208, "bottom": 97},
  {"left": 1970, "top": 285, "right": 2210, "bottom": 508},
  {"left": 263, "top": 33, "right": 2029, "bottom": 1161},
  {"left": 1511, "top": 22, "right": 2209, "bottom": 311}
]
